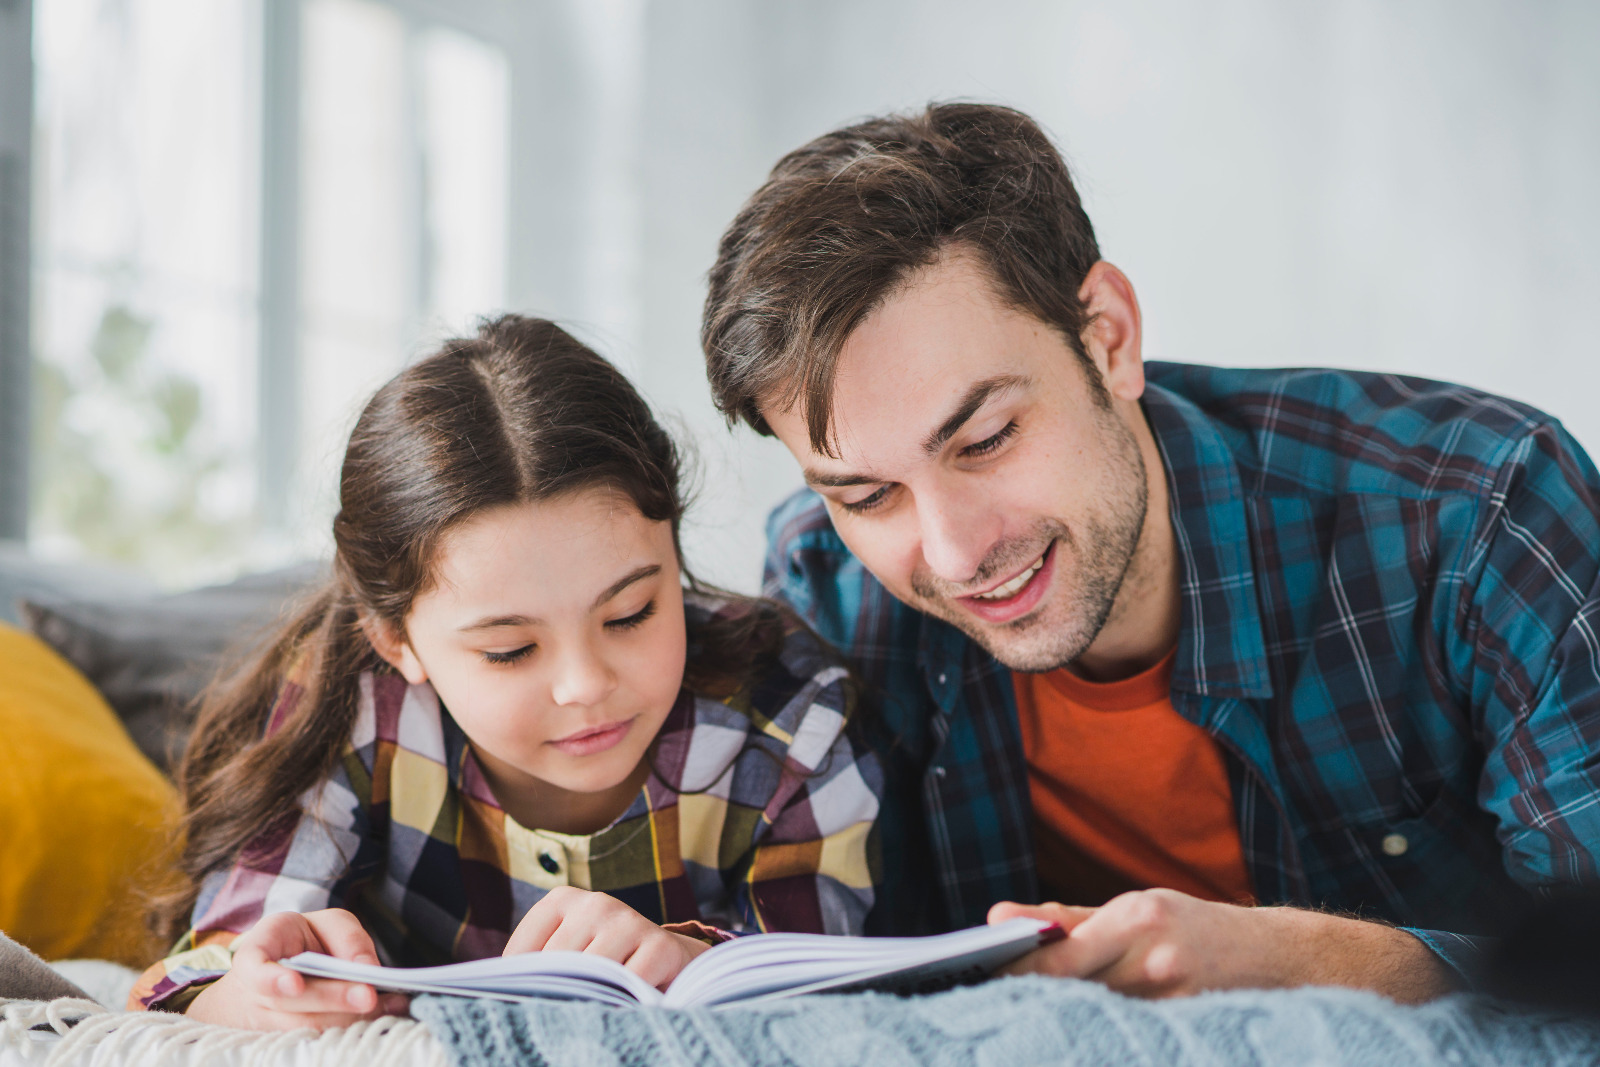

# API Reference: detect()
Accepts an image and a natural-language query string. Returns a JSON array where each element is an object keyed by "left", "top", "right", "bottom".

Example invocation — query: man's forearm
[{"left": 1255, "top": 907, "right": 1462, "bottom": 1004}]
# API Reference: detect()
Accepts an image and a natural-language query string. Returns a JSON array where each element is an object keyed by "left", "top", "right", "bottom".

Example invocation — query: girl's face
[{"left": 379, "top": 489, "right": 687, "bottom": 818}]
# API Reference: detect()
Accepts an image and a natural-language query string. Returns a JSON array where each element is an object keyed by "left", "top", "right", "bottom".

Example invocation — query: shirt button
[
  {"left": 1381, "top": 833, "right": 1409, "bottom": 857},
  {"left": 931, "top": 765, "right": 947, "bottom": 779},
  {"left": 539, "top": 851, "right": 562, "bottom": 874},
  {"left": 937, "top": 673, "right": 947, "bottom": 686}
]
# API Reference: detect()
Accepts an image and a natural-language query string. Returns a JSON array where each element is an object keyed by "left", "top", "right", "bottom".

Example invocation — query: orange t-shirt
[{"left": 1012, "top": 650, "right": 1254, "bottom": 906}]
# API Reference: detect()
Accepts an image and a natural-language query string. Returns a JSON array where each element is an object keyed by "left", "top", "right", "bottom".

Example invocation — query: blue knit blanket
[{"left": 412, "top": 976, "right": 1600, "bottom": 1067}]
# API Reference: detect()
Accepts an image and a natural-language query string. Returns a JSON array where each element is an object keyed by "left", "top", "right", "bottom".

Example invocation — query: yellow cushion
[{"left": 0, "top": 622, "right": 180, "bottom": 967}]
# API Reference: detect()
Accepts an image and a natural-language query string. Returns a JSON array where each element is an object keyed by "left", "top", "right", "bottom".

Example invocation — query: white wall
[{"left": 532, "top": 0, "right": 1600, "bottom": 593}]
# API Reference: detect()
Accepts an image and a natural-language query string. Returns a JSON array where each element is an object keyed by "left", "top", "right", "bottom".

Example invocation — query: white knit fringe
[{"left": 0, "top": 998, "right": 448, "bottom": 1067}]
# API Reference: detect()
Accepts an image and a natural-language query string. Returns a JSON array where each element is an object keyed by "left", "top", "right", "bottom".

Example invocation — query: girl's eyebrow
[
  {"left": 592, "top": 563, "right": 661, "bottom": 609},
  {"left": 457, "top": 564, "right": 662, "bottom": 632}
]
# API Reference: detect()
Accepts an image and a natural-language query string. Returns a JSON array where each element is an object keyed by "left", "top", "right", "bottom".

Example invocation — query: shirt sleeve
[
  {"left": 730, "top": 666, "right": 883, "bottom": 936},
  {"left": 131, "top": 747, "right": 378, "bottom": 1011},
  {"left": 1465, "top": 422, "right": 1600, "bottom": 893}
]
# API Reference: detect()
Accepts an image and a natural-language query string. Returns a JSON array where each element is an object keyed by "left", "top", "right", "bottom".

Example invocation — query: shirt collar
[{"left": 1142, "top": 381, "right": 1274, "bottom": 701}]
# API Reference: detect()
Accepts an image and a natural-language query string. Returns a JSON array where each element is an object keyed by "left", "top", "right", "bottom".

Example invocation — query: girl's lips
[
  {"left": 957, "top": 541, "right": 1057, "bottom": 625},
  {"left": 548, "top": 718, "right": 634, "bottom": 757}
]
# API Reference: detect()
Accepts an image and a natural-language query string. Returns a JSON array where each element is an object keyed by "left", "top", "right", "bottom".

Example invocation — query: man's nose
[
  {"left": 549, "top": 641, "right": 618, "bottom": 707},
  {"left": 917, "top": 495, "right": 1000, "bottom": 586}
]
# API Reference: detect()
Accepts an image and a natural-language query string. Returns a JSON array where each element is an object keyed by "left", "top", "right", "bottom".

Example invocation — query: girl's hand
[
  {"left": 504, "top": 886, "right": 713, "bottom": 990},
  {"left": 185, "top": 909, "right": 410, "bottom": 1031}
]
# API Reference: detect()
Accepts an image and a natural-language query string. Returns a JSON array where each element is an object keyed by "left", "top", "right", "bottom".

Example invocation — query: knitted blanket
[{"left": 412, "top": 976, "right": 1600, "bottom": 1067}]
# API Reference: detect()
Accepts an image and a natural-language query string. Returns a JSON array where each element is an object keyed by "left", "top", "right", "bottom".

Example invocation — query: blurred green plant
[{"left": 31, "top": 304, "right": 249, "bottom": 583}]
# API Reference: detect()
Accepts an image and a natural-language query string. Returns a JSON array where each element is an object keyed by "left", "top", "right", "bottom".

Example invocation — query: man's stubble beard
[{"left": 909, "top": 409, "right": 1149, "bottom": 673}]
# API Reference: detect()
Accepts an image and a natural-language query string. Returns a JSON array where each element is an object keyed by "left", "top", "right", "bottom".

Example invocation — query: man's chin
[{"left": 925, "top": 597, "right": 1091, "bottom": 674}]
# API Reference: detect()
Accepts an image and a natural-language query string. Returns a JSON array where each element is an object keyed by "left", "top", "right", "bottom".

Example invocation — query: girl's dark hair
[{"left": 160, "top": 315, "right": 792, "bottom": 941}]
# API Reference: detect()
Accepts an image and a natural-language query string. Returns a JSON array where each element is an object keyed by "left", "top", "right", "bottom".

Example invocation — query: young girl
[{"left": 132, "top": 316, "right": 881, "bottom": 1030}]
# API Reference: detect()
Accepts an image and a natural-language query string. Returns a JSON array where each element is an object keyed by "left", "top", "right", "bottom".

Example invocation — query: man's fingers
[
  {"left": 995, "top": 906, "right": 1138, "bottom": 979},
  {"left": 988, "top": 900, "right": 1096, "bottom": 933}
]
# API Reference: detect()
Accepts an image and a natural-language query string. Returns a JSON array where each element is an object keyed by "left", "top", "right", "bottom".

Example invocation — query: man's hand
[
  {"left": 504, "top": 886, "right": 713, "bottom": 991},
  {"left": 186, "top": 909, "right": 410, "bottom": 1030},
  {"left": 990, "top": 889, "right": 1461, "bottom": 1004}
]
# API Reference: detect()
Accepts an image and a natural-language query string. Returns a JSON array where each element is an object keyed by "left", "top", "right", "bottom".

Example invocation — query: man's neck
[{"left": 1071, "top": 402, "right": 1181, "bottom": 683}]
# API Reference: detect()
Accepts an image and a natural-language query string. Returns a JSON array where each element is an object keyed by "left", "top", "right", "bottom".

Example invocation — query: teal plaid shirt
[{"left": 764, "top": 363, "right": 1600, "bottom": 982}]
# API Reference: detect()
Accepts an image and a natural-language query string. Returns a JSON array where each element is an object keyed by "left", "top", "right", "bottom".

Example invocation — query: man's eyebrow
[
  {"left": 803, "top": 469, "right": 882, "bottom": 489},
  {"left": 457, "top": 564, "right": 661, "bottom": 632},
  {"left": 921, "top": 375, "right": 1030, "bottom": 456},
  {"left": 801, "top": 375, "right": 1031, "bottom": 489}
]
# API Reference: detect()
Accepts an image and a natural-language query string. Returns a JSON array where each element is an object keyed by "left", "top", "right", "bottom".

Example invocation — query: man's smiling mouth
[{"left": 971, "top": 550, "right": 1048, "bottom": 600}]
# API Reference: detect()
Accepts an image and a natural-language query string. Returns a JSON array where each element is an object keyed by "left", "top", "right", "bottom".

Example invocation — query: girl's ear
[{"left": 363, "top": 617, "right": 429, "bottom": 685}]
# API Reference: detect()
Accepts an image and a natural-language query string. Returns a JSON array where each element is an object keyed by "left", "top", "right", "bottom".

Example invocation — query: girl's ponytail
[{"left": 157, "top": 575, "right": 373, "bottom": 942}]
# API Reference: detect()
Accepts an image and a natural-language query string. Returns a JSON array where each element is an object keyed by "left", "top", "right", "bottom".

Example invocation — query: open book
[{"left": 283, "top": 917, "right": 1060, "bottom": 1009}]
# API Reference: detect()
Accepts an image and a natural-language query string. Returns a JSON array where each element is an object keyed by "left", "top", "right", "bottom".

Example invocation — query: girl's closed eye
[
  {"left": 483, "top": 644, "right": 535, "bottom": 665},
  {"left": 606, "top": 600, "right": 656, "bottom": 631}
]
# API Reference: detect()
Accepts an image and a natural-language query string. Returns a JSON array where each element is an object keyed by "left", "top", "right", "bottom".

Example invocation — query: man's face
[{"left": 763, "top": 251, "right": 1150, "bottom": 673}]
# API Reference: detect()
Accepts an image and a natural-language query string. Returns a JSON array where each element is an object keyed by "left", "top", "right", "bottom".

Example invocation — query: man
[{"left": 700, "top": 103, "right": 1600, "bottom": 1002}]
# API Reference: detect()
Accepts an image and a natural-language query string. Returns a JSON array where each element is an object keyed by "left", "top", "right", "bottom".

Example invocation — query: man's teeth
[{"left": 973, "top": 555, "right": 1045, "bottom": 600}]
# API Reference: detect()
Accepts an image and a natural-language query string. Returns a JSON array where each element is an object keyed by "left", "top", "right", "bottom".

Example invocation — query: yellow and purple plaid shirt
[{"left": 134, "top": 598, "right": 881, "bottom": 1010}]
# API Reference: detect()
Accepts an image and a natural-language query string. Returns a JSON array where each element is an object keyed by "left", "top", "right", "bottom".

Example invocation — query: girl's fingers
[
  {"left": 621, "top": 936, "right": 682, "bottom": 991},
  {"left": 503, "top": 902, "right": 566, "bottom": 956},
  {"left": 264, "top": 976, "right": 381, "bottom": 1015},
  {"left": 583, "top": 924, "right": 646, "bottom": 965},
  {"left": 302, "top": 910, "right": 381, "bottom": 964},
  {"left": 541, "top": 917, "right": 599, "bottom": 955}
]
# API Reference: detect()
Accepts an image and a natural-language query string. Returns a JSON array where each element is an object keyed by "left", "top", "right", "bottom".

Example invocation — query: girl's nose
[{"left": 549, "top": 642, "right": 618, "bottom": 708}]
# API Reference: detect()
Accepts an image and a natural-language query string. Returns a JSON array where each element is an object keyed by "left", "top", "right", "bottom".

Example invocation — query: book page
[
  {"left": 284, "top": 949, "right": 664, "bottom": 1007},
  {"left": 664, "top": 917, "right": 1055, "bottom": 1007}
]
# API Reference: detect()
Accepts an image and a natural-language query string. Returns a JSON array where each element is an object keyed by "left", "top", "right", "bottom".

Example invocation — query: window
[{"left": 30, "top": 0, "right": 509, "bottom": 584}]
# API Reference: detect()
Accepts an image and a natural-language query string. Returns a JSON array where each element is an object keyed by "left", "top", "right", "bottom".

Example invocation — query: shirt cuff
[
  {"left": 132, "top": 941, "right": 237, "bottom": 1012},
  {"left": 661, "top": 920, "right": 737, "bottom": 946},
  {"left": 1399, "top": 926, "right": 1489, "bottom": 990}
]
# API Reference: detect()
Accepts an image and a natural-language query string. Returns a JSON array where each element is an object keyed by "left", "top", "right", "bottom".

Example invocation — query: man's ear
[
  {"left": 362, "top": 617, "right": 429, "bottom": 685},
  {"left": 1077, "top": 261, "right": 1144, "bottom": 403}
]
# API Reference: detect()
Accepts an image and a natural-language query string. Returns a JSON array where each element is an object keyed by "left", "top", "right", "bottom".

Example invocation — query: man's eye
[
  {"left": 483, "top": 645, "right": 534, "bottom": 665},
  {"left": 961, "top": 421, "right": 1019, "bottom": 458},
  {"left": 606, "top": 600, "right": 657, "bottom": 630},
  {"left": 840, "top": 485, "right": 891, "bottom": 514}
]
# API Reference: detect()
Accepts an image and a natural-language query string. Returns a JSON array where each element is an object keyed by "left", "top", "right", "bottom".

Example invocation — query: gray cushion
[
  {"left": 0, "top": 541, "right": 154, "bottom": 628},
  {"left": 0, "top": 929, "right": 90, "bottom": 1002},
  {"left": 19, "top": 563, "right": 325, "bottom": 773}
]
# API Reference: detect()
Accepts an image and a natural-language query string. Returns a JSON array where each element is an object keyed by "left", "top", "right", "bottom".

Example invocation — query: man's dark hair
[{"left": 702, "top": 102, "right": 1103, "bottom": 456}]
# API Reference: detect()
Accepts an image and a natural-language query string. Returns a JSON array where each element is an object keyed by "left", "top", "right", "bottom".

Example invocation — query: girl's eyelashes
[
  {"left": 605, "top": 599, "right": 657, "bottom": 631},
  {"left": 960, "top": 420, "right": 1019, "bottom": 459},
  {"left": 482, "top": 644, "right": 535, "bottom": 665}
]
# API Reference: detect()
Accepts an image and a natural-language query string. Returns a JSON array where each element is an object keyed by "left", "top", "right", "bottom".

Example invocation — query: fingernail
[
  {"left": 355, "top": 953, "right": 378, "bottom": 965},
  {"left": 277, "top": 974, "right": 297, "bottom": 995},
  {"left": 348, "top": 985, "right": 373, "bottom": 1009}
]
